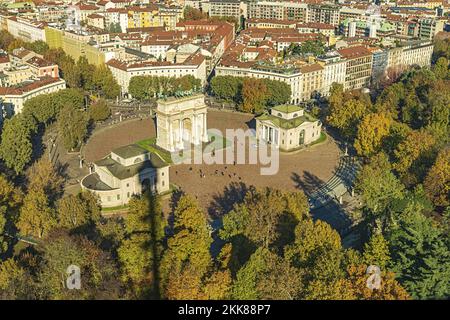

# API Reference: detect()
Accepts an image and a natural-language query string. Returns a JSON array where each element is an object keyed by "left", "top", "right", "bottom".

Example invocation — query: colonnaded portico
[{"left": 156, "top": 94, "right": 208, "bottom": 152}]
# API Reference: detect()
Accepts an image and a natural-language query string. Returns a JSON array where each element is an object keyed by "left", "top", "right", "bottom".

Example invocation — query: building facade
[
  {"left": 0, "top": 77, "right": 66, "bottom": 115},
  {"left": 256, "top": 105, "right": 322, "bottom": 151},
  {"left": 81, "top": 144, "right": 170, "bottom": 207},
  {"left": 337, "top": 45, "right": 373, "bottom": 91}
]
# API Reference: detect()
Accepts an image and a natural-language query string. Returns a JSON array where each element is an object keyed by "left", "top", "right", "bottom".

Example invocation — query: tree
[
  {"left": 264, "top": 79, "right": 291, "bottom": 107},
  {"left": 117, "top": 233, "right": 154, "bottom": 297},
  {"left": 0, "top": 115, "right": 35, "bottom": 174},
  {"left": 27, "top": 158, "right": 63, "bottom": 198},
  {"left": 232, "top": 247, "right": 302, "bottom": 300},
  {"left": 220, "top": 188, "right": 309, "bottom": 251},
  {"left": 57, "top": 192, "right": 101, "bottom": 229},
  {"left": 387, "top": 211, "right": 450, "bottom": 299},
  {"left": 326, "top": 98, "right": 368, "bottom": 139},
  {"left": 61, "top": 58, "right": 81, "bottom": 88},
  {"left": 17, "top": 189, "right": 56, "bottom": 239},
  {"left": 160, "top": 195, "right": 213, "bottom": 298},
  {"left": 108, "top": 22, "right": 122, "bottom": 33},
  {"left": 173, "top": 75, "right": 201, "bottom": 92},
  {"left": 0, "top": 258, "right": 32, "bottom": 299},
  {"left": 89, "top": 98, "right": 111, "bottom": 121},
  {"left": 57, "top": 105, "right": 89, "bottom": 150},
  {"left": 210, "top": 76, "right": 243, "bottom": 102},
  {"left": 375, "top": 82, "right": 405, "bottom": 118},
  {"left": 362, "top": 234, "right": 391, "bottom": 269},
  {"left": 256, "top": 250, "right": 303, "bottom": 300},
  {"left": 183, "top": 6, "right": 207, "bottom": 20},
  {"left": 0, "top": 175, "right": 22, "bottom": 254},
  {"left": 354, "top": 113, "right": 392, "bottom": 157},
  {"left": 36, "top": 229, "right": 121, "bottom": 299},
  {"left": 382, "top": 120, "right": 411, "bottom": 157},
  {"left": 393, "top": 130, "right": 435, "bottom": 183},
  {"left": 52, "top": 88, "right": 85, "bottom": 112},
  {"left": 344, "top": 265, "right": 410, "bottom": 300},
  {"left": 129, "top": 76, "right": 153, "bottom": 100},
  {"left": 328, "top": 83, "right": 344, "bottom": 110},
  {"left": 432, "top": 38, "right": 450, "bottom": 62},
  {"left": 117, "top": 193, "right": 165, "bottom": 298},
  {"left": 0, "top": 30, "right": 15, "bottom": 50},
  {"left": 26, "top": 40, "right": 49, "bottom": 55},
  {"left": 240, "top": 78, "right": 267, "bottom": 114},
  {"left": 77, "top": 56, "right": 95, "bottom": 91},
  {"left": 22, "top": 94, "right": 55, "bottom": 125},
  {"left": 92, "top": 64, "right": 120, "bottom": 99},
  {"left": 424, "top": 148, "right": 450, "bottom": 207},
  {"left": 285, "top": 218, "right": 342, "bottom": 273},
  {"left": 355, "top": 153, "right": 405, "bottom": 229},
  {"left": 288, "top": 40, "right": 325, "bottom": 57},
  {"left": 7, "top": 39, "right": 26, "bottom": 52},
  {"left": 432, "top": 57, "right": 449, "bottom": 79}
]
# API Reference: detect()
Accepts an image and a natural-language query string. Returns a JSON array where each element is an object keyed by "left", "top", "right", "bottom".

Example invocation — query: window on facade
[{"left": 117, "top": 195, "right": 120, "bottom": 200}]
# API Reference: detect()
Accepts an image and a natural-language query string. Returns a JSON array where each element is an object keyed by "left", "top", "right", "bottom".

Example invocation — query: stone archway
[{"left": 182, "top": 118, "right": 192, "bottom": 143}]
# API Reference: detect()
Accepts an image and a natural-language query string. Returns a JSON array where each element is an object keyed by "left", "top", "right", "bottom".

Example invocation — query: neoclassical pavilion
[
  {"left": 156, "top": 93, "right": 208, "bottom": 152},
  {"left": 256, "top": 105, "right": 322, "bottom": 151}
]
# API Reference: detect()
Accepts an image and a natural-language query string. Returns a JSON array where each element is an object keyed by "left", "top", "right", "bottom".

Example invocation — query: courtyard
[{"left": 82, "top": 109, "right": 341, "bottom": 214}]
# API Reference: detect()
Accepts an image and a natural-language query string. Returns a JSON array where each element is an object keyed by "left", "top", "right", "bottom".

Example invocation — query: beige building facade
[
  {"left": 256, "top": 105, "right": 322, "bottom": 151},
  {"left": 81, "top": 144, "right": 170, "bottom": 208}
]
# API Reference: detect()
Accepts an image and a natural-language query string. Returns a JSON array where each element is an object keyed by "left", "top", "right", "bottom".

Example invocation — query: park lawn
[
  {"left": 101, "top": 204, "right": 129, "bottom": 213},
  {"left": 136, "top": 137, "right": 173, "bottom": 164},
  {"left": 136, "top": 132, "right": 231, "bottom": 164}
]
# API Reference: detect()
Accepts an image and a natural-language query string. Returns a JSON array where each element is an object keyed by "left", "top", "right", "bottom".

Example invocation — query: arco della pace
[{"left": 156, "top": 93, "right": 208, "bottom": 152}]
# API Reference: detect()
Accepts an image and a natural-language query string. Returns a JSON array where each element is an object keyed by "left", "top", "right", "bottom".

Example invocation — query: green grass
[
  {"left": 136, "top": 133, "right": 231, "bottom": 165},
  {"left": 136, "top": 137, "right": 173, "bottom": 164},
  {"left": 101, "top": 204, "right": 129, "bottom": 213}
]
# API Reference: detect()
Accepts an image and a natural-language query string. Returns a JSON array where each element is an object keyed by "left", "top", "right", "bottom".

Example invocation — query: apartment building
[
  {"left": 0, "top": 77, "right": 66, "bottom": 115},
  {"left": 1, "top": 66, "right": 33, "bottom": 86},
  {"left": 337, "top": 45, "right": 373, "bottom": 91},
  {"left": 208, "top": 0, "right": 243, "bottom": 19},
  {"left": 0, "top": 55, "right": 11, "bottom": 72},
  {"left": 246, "top": 19, "right": 297, "bottom": 29},
  {"left": 300, "top": 63, "right": 324, "bottom": 101},
  {"left": 6, "top": 16, "right": 47, "bottom": 43},
  {"left": 307, "top": 3, "right": 340, "bottom": 26},
  {"left": 248, "top": 1, "right": 285, "bottom": 20},
  {"left": 385, "top": 40, "right": 434, "bottom": 77},
  {"left": 106, "top": 53, "right": 207, "bottom": 96},
  {"left": 247, "top": 1, "right": 308, "bottom": 23},
  {"left": 104, "top": 8, "right": 129, "bottom": 33},
  {"left": 297, "top": 22, "right": 336, "bottom": 37},
  {"left": 317, "top": 52, "right": 346, "bottom": 96},
  {"left": 87, "top": 13, "right": 105, "bottom": 30},
  {"left": 418, "top": 18, "right": 445, "bottom": 40}
]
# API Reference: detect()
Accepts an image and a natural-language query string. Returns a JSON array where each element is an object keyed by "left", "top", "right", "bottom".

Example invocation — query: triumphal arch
[{"left": 156, "top": 93, "right": 208, "bottom": 152}]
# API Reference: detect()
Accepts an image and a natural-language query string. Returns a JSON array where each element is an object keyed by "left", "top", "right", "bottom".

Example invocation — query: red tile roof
[
  {"left": 337, "top": 45, "right": 372, "bottom": 59},
  {"left": 0, "top": 77, "right": 63, "bottom": 96}
]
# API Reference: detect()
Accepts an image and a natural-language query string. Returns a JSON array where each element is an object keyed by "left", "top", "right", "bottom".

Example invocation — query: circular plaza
[{"left": 83, "top": 108, "right": 341, "bottom": 213}]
